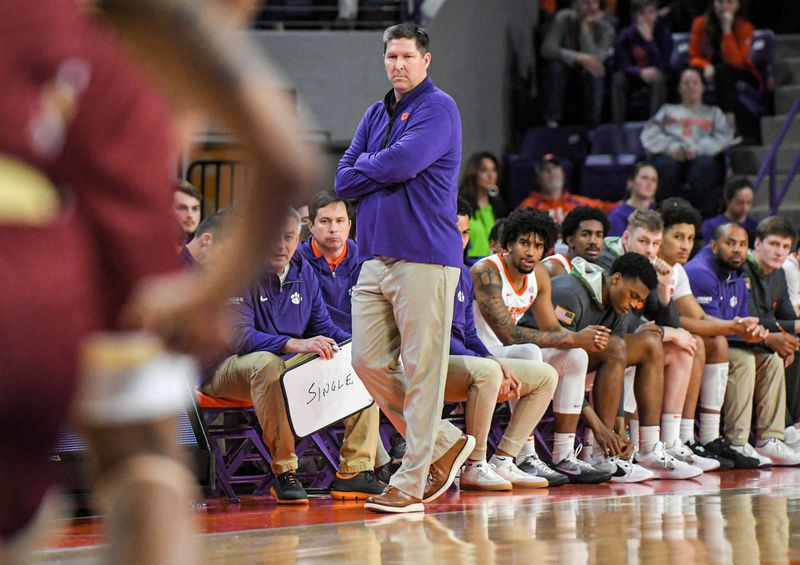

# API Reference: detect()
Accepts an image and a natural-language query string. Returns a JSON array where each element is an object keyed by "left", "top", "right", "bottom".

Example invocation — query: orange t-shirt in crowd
[
  {"left": 689, "top": 15, "right": 763, "bottom": 89},
  {"left": 518, "top": 191, "right": 617, "bottom": 225}
]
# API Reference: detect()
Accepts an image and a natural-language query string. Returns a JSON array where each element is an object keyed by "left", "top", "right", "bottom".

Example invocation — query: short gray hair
[{"left": 382, "top": 23, "right": 430, "bottom": 54}]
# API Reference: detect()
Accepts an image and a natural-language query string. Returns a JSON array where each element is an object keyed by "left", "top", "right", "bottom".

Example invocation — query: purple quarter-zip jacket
[
  {"left": 229, "top": 253, "right": 351, "bottom": 358},
  {"left": 335, "top": 77, "right": 463, "bottom": 267},
  {"left": 297, "top": 238, "right": 361, "bottom": 333},
  {"left": 450, "top": 264, "right": 492, "bottom": 357}
]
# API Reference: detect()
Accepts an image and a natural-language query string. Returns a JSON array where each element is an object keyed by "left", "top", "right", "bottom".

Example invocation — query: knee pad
[
  {"left": 700, "top": 362, "right": 729, "bottom": 411},
  {"left": 623, "top": 366, "right": 637, "bottom": 414},
  {"left": 545, "top": 348, "right": 589, "bottom": 415},
  {"left": 75, "top": 332, "right": 195, "bottom": 425}
]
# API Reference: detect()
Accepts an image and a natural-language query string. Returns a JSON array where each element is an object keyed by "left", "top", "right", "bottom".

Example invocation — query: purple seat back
[{"left": 581, "top": 154, "right": 637, "bottom": 201}]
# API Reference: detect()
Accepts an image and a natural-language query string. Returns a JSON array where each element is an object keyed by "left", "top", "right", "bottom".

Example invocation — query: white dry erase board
[{"left": 280, "top": 340, "right": 374, "bottom": 438}]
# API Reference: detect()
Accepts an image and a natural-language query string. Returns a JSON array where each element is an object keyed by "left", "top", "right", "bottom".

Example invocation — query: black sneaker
[
  {"left": 549, "top": 448, "right": 613, "bottom": 484},
  {"left": 374, "top": 463, "right": 394, "bottom": 484},
  {"left": 270, "top": 471, "right": 308, "bottom": 504},
  {"left": 686, "top": 440, "right": 734, "bottom": 470},
  {"left": 516, "top": 453, "right": 569, "bottom": 487},
  {"left": 330, "top": 471, "right": 387, "bottom": 500},
  {"left": 702, "top": 438, "right": 759, "bottom": 469},
  {"left": 390, "top": 433, "right": 406, "bottom": 464}
]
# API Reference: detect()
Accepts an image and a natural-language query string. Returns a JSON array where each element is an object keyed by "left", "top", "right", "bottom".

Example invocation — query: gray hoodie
[
  {"left": 548, "top": 257, "right": 631, "bottom": 335},
  {"left": 640, "top": 103, "right": 735, "bottom": 157}
]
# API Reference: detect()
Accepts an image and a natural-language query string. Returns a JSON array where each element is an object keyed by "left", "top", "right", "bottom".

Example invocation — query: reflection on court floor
[{"left": 38, "top": 468, "right": 800, "bottom": 564}]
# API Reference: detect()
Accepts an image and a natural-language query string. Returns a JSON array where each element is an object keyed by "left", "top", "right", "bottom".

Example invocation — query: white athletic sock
[
  {"left": 465, "top": 459, "right": 485, "bottom": 467},
  {"left": 489, "top": 454, "right": 512, "bottom": 469},
  {"left": 699, "top": 413, "right": 721, "bottom": 445},
  {"left": 553, "top": 433, "right": 576, "bottom": 463},
  {"left": 517, "top": 436, "right": 537, "bottom": 458},
  {"left": 660, "top": 413, "right": 682, "bottom": 445},
  {"left": 630, "top": 419, "right": 640, "bottom": 452},
  {"left": 639, "top": 425, "right": 660, "bottom": 455},
  {"left": 680, "top": 418, "right": 696, "bottom": 443}
]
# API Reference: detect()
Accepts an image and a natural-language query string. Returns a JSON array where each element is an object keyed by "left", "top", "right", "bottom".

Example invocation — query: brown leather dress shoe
[
  {"left": 423, "top": 434, "right": 476, "bottom": 502},
  {"left": 363, "top": 486, "right": 424, "bottom": 514}
]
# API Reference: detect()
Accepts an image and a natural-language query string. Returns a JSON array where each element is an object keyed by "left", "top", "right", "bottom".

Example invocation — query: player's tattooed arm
[{"left": 471, "top": 263, "right": 570, "bottom": 348}]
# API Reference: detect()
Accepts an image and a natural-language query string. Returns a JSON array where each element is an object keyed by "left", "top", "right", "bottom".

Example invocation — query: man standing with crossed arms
[{"left": 336, "top": 23, "right": 473, "bottom": 514}]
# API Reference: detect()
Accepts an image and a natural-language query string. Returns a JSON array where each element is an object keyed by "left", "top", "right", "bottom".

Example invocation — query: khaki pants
[
  {"left": 445, "top": 356, "right": 557, "bottom": 460},
  {"left": 202, "top": 351, "right": 378, "bottom": 474},
  {"left": 724, "top": 348, "right": 786, "bottom": 445},
  {"left": 351, "top": 258, "right": 462, "bottom": 499}
]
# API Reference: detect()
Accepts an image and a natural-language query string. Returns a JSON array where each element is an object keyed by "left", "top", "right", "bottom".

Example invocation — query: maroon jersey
[{"left": 0, "top": 0, "right": 181, "bottom": 535}]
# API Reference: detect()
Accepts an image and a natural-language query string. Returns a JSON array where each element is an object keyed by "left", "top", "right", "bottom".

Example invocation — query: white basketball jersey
[{"left": 473, "top": 253, "right": 538, "bottom": 350}]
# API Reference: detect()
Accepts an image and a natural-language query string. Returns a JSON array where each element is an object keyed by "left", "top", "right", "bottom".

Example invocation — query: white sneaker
[
  {"left": 731, "top": 443, "right": 773, "bottom": 467},
  {"left": 784, "top": 425, "right": 800, "bottom": 450},
  {"left": 608, "top": 457, "right": 655, "bottom": 483},
  {"left": 583, "top": 450, "right": 618, "bottom": 475},
  {"left": 489, "top": 457, "right": 548, "bottom": 489},
  {"left": 666, "top": 439, "right": 720, "bottom": 472},
  {"left": 459, "top": 461, "right": 513, "bottom": 491},
  {"left": 636, "top": 442, "right": 703, "bottom": 480},
  {"left": 754, "top": 438, "right": 800, "bottom": 466}
]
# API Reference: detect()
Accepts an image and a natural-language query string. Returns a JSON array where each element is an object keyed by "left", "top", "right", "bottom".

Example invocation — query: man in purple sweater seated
[
  {"left": 201, "top": 209, "right": 383, "bottom": 504},
  {"left": 611, "top": 0, "right": 672, "bottom": 122},
  {"left": 335, "top": 23, "right": 474, "bottom": 513},
  {"left": 297, "top": 192, "right": 361, "bottom": 333}
]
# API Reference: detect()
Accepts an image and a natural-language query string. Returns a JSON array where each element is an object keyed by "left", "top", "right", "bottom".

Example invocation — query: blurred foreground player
[{"left": 0, "top": 0, "right": 313, "bottom": 563}]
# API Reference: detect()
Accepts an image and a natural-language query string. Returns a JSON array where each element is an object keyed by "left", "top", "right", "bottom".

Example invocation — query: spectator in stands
[
  {"left": 733, "top": 216, "right": 800, "bottom": 465},
  {"left": 685, "top": 223, "right": 795, "bottom": 466},
  {"left": 202, "top": 209, "right": 385, "bottom": 504},
  {"left": 517, "top": 154, "right": 616, "bottom": 224},
  {"left": 173, "top": 180, "right": 203, "bottom": 243},
  {"left": 472, "top": 208, "right": 616, "bottom": 484},
  {"left": 657, "top": 198, "right": 765, "bottom": 468},
  {"left": 448, "top": 200, "right": 559, "bottom": 490},
  {"left": 641, "top": 68, "right": 735, "bottom": 217},
  {"left": 700, "top": 175, "right": 758, "bottom": 244},
  {"left": 459, "top": 152, "right": 507, "bottom": 259},
  {"left": 689, "top": 0, "right": 763, "bottom": 139},
  {"left": 611, "top": 0, "right": 672, "bottom": 123},
  {"left": 543, "top": 205, "right": 610, "bottom": 278},
  {"left": 607, "top": 162, "right": 659, "bottom": 236},
  {"left": 182, "top": 209, "right": 231, "bottom": 269},
  {"left": 540, "top": 0, "right": 615, "bottom": 127}
]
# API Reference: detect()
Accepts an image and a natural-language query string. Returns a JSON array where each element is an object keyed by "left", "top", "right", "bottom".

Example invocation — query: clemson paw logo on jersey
[
  {"left": 401, "top": 111, "right": 410, "bottom": 121},
  {"left": 457, "top": 290, "right": 465, "bottom": 303},
  {"left": 291, "top": 292, "right": 302, "bottom": 305},
  {"left": 729, "top": 296, "right": 738, "bottom": 308}
]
